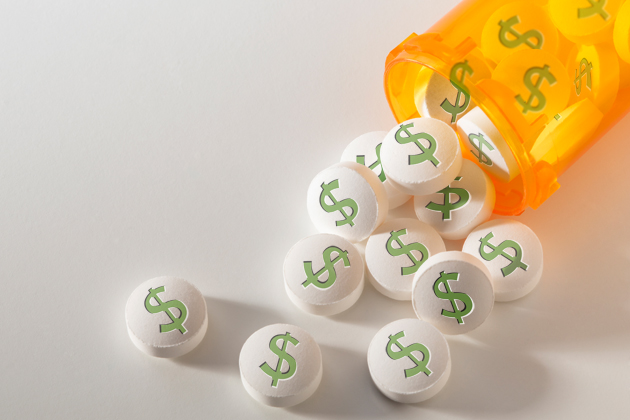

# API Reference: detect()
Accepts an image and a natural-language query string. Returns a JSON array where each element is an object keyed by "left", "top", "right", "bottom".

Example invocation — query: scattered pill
[
  {"left": 125, "top": 276, "right": 208, "bottom": 358},
  {"left": 365, "top": 218, "right": 445, "bottom": 301},
  {"left": 412, "top": 251, "right": 494, "bottom": 335},
  {"left": 239, "top": 323, "right": 322, "bottom": 407},
  {"left": 549, "top": 0, "right": 623, "bottom": 45},
  {"left": 367, "top": 318, "right": 451, "bottom": 403}
]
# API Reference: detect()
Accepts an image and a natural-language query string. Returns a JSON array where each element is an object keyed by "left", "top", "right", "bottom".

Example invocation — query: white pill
[
  {"left": 284, "top": 233, "right": 364, "bottom": 316},
  {"left": 239, "top": 323, "right": 322, "bottom": 408},
  {"left": 456, "top": 107, "right": 520, "bottom": 183},
  {"left": 341, "top": 131, "right": 411, "bottom": 209},
  {"left": 463, "top": 219, "right": 543, "bottom": 302},
  {"left": 381, "top": 117, "right": 462, "bottom": 196},
  {"left": 365, "top": 218, "right": 445, "bottom": 301},
  {"left": 367, "top": 318, "right": 451, "bottom": 403},
  {"left": 414, "top": 159, "right": 495, "bottom": 240},
  {"left": 125, "top": 276, "right": 208, "bottom": 358},
  {"left": 412, "top": 251, "right": 494, "bottom": 335},
  {"left": 307, "top": 161, "right": 388, "bottom": 243}
]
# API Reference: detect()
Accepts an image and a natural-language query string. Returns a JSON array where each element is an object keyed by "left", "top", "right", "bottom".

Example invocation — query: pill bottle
[{"left": 384, "top": 0, "right": 630, "bottom": 215}]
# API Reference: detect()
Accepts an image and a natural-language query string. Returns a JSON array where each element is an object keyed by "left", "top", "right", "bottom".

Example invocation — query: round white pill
[
  {"left": 284, "top": 233, "right": 364, "bottom": 316},
  {"left": 456, "top": 107, "right": 520, "bottom": 183},
  {"left": 367, "top": 318, "right": 451, "bottom": 403},
  {"left": 125, "top": 276, "right": 208, "bottom": 358},
  {"left": 340, "top": 131, "right": 411, "bottom": 209},
  {"left": 307, "top": 161, "right": 388, "bottom": 243},
  {"left": 365, "top": 218, "right": 445, "bottom": 301},
  {"left": 463, "top": 219, "right": 543, "bottom": 302},
  {"left": 412, "top": 251, "right": 494, "bottom": 335},
  {"left": 239, "top": 323, "right": 322, "bottom": 407},
  {"left": 381, "top": 117, "right": 462, "bottom": 196},
  {"left": 414, "top": 159, "right": 495, "bottom": 240}
]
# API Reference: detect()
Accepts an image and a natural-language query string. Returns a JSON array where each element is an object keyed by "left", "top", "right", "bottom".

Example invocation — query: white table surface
[{"left": 2, "top": 1, "right": 629, "bottom": 418}]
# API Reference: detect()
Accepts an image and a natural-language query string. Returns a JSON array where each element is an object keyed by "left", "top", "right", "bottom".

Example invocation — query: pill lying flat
[
  {"left": 284, "top": 233, "right": 364, "bottom": 316},
  {"left": 307, "top": 161, "right": 388, "bottom": 243},
  {"left": 412, "top": 252, "right": 494, "bottom": 335},
  {"left": 381, "top": 117, "right": 462, "bottom": 196},
  {"left": 239, "top": 323, "right": 322, "bottom": 407},
  {"left": 125, "top": 276, "right": 208, "bottom": 358},
  {"left": 463, "top": 219, "right": 543, "bottom": 302},
  {"left": 367, "top": 318, "right": 451, "bottom": 403},
  {"left": 365, "top": 218, "right": 445, "bottom": 301},
  {"left": 341, "top": 131, "right": 411, "bottom": 209}
]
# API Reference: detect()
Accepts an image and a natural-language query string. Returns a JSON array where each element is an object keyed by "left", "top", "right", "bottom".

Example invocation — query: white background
[{"left": 1, "top": 1, "right": 629, "bottom": 418}]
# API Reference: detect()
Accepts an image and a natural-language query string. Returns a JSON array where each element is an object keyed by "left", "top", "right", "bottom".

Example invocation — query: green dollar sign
[
  {"left": 440, "top": 60, "right": 473, "bottom": 124},
  {"left": 386, "top": 330, "right": 432, "bottom": 378},
  {"left": 302, "top": 246, "right": 350, "bottom": 289},
  {"left": 574, "top": 58, "right": 593, "bottom": 96},
  {"left": 498, "top": 16, "right": 544, "bottom": 50},
  {"left": 357, "top": 143, "right": 386, "bottom": 182},
  {"left": 425, "top": 176, "right": 470, "bottom": 220},
  {"left": 468, "top": 133, "right": 494, "bottom": 166},
  {"left": 433, "top": 271, "right": 474, "bottom": 324},
  {"left": 516, "top": 65, "right": 557, "bottom": 114},
  {"left": 386, "top": 228, "right": 429, "bottom": 276},
  {"left": 479, "top": 232, "right": 529, "bottom": 277},
  {"left": 578, "top": 0, "right": 610, "bottom": 20},
  {"left": 319, "top": 179, "right": 359, "bottom": 227},
  {"left": 260, "top": 332, "right": 299, "bottom": 387},
  {"left": 395, "top": 123, "right": 440, "bottom": 167},
  {"left": 144, "top": 286, "right": 188, "bottom": 334}
]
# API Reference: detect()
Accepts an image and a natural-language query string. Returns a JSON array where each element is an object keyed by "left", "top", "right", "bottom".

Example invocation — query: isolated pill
[
  {"left": 365, "top": 218, "right": 445, "bottom": 301},
  {"left": 340, "top": 131, "right": 411, "bottom": 209},
  {"left": 549, "top": 0, "right": 624, "bottom": 45},
  {"left": 381, "top": 117, "right": 462, "bottom": 196},
  {"left": 284, "top": 233, "right": 364, "bottom": 316},
  {"left": 412, "top": 251, "right": 494, "bottom": 335},
  {"left": 367, "top": 318, "right": 451, "bottom": 403},
  {"left": 239, "top": 323, "right": 322, "bottom": 407},
  {"left": 125, "top": 276, "right": 208, "bottom": 358},
  {"left": 307, "top": 161, "right": 388, "bottom": 243}
]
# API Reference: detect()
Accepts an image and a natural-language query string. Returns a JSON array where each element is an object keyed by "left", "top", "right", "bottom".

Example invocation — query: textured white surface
[{"left": 2, "top": 1, "right": 630, "bottom": 419}]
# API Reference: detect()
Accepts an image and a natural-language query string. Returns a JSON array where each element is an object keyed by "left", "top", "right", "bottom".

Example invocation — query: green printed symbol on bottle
[
  {"left": 516, "top": 65, "right": 557, "bottom": 114},
  {"left": 260, "top": 332, "right": 299, "bottom": 387},
  {"left": 441, "top": 60, "right": 473, "bottom": 124},
  {"left": 395, "top": 123, "right": 440, "bottom": 167},
  {"left": 144, "top": 286, "right": 188, "bottom": 334},
  {"left": 433, "top": 271, "right": 474, "bottom": 324},
  {"left": 357, "top": 143, "right": 386, "bottom": 182},
  {"left": 320, "top": 179, "right": 358, "bottom": 227},
  {"left": 479, "top": 232, "right": 529, "bottom": 277},
  {"left": 386, "top": 331, "right": 432, "bottom": 378},
  {"left": 302, "top": 246, "right": 350, "bottom": 289},
  {"left": 498, "top": 15, "right": 543, "bottom": 50},
  {"left": 426, "top": 177, "right": 470, "bottom": 220},
  {"left": 578, "top": 0, "right": 610, "bottom": 20},
  {"left": 469, "top": 133, "right": 494, "bottom": 166},
  {"left": 575, "top": 58, "right": 593, "bottom": 96},
  {"left": 386, "top": 229, "right": 429, "bottom": 276}
]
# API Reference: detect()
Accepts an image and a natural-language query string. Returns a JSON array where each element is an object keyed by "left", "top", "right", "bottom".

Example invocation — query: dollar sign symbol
[
  {"left": 302, "top": 246, "right": 350, "bottom": 289},
  {"left": 479, "top": 232, "right": 529, "bottom": 277},
  {"left": 386, "top": 331, "right": 432, "bottom": 378},
  {"left": 468, "top": 133, "right": 494, "bottom": 166},
  {"left": 516, "top": 65, "right": 557, "bottom": 115},
  {"left": 578, "top": 0, "right": 610, "bottom": 20},
  {"left": 144, "top": 286, "right": 188, "bottom": 334},
  {"left": 395, "top": 123, "right": 440, "bottom": 167},
  {"left": 433, "top": 271, "right": 474, "bottom": 324},
  {"left": 425, "top": 176, "right": 470, "bottom": 220},
  {"left": 319, "top": 179, "right": 359, "bottom": 227},
  {"left": 260, "top": 332, "right": 299, "bottom": 387},
  {"left": 498, "top": 16, "right": 544, "bottom": 50},
  {"left": 574, "top": 58, "right": 593, "bottom": 96},
  {"left": 386, "top": 229, "right": 429, "bottom": 276},
  {"left": 357, "top": 143, "right": 386, "bottom": 182},
  {"left": 440, "top": 60, "right": 473, "bottom": 124}
]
